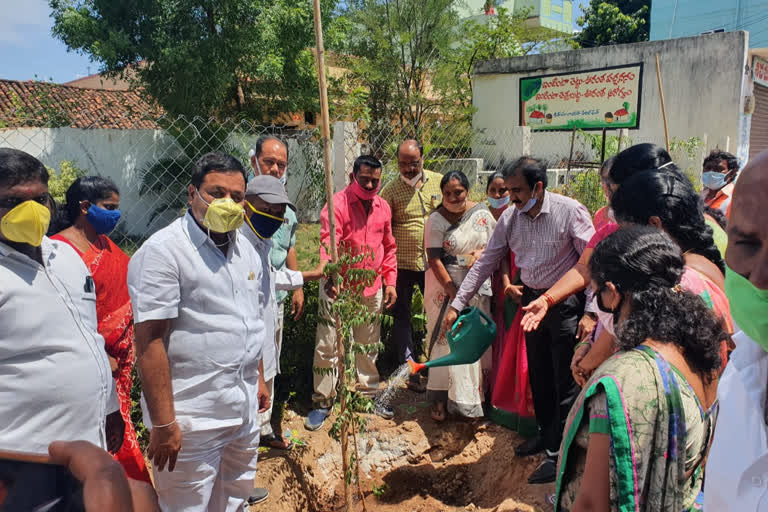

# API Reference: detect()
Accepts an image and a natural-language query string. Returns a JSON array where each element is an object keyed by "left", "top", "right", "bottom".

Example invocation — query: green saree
[{"left": 555, "top": 346, "right": 715, "bottom": 512}]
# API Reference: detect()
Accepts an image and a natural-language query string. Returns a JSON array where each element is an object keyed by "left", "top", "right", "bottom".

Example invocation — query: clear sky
[{"left": 0, "top": 0, "right": 94, "bottom": 83}]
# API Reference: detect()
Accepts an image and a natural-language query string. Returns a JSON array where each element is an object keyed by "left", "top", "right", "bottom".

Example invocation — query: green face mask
[{"left": 725, "top": 265, "right": 768, "bottom": 350}]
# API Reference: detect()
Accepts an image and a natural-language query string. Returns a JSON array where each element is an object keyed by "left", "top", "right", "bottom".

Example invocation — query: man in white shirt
[
  {"left": 128, "top": 152, "right": 269, "bottom": 512},
  {"left": 0, "top": 148, "right": 120, "bottom": 455},
  {"left": 705, "top": 150, "right": 768, "bottom": 510}
]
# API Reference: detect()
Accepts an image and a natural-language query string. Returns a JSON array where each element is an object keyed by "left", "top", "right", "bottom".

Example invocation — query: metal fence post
[{"left": 617, "top": 129, "right": 629, "bottom": 153}]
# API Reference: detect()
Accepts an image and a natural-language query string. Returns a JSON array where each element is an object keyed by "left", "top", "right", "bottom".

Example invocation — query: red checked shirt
[{"left": 320, "top": 186, "right": 398, "bottom": 297}]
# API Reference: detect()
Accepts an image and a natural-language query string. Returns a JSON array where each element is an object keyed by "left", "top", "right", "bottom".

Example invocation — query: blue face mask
[
  {"left": 86, "top": 204, "right": 121, "bottom": 234},
  {"left": 702, "top": 171, "right": 727, "bottom": 191},
  {"left": 518, "top": 197, "right": 537, "bottom": 213},
  {"left": 245, "top": 202, "right": 285, "bottom": 239},
  {"left": 487, "top": 195, "right": 510, "bottom": 209}
]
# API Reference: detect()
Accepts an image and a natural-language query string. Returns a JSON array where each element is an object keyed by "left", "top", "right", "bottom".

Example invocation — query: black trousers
[
  {"left": 522, "top": 286, "right": 584, "bottom": 454},
  {"left": 392, "top": 269, "right": 426, "bottom": 363}
]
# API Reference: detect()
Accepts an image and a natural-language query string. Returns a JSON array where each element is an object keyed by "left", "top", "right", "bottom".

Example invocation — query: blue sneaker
[{"left": 304, "top": 408, "right": 330, "bottom": 431}]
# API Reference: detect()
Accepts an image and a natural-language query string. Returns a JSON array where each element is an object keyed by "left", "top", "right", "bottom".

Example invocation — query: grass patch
[{"left": 295, "top": 222, "right": 321, "bottom": 270}]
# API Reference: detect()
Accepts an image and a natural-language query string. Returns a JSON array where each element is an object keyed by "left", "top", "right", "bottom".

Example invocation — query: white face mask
[
  {"left": 487, "top": 195, "right": 510, "bottom": 209},
  {"left": 400, "top": 172, "right": 422, "bottom": 188}
]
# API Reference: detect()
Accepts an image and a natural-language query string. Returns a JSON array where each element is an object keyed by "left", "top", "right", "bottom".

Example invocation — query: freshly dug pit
[{"left": 250, "top": 391, "right": 553, "bottom": 512}]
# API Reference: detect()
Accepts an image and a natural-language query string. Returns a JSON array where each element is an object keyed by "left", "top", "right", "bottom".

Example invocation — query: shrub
[
  {"left": 47, "top": 160, "right": 86, "bottom": 205},
  {"left": 554, "top": 170, "right": 607, "bottom": 216}
]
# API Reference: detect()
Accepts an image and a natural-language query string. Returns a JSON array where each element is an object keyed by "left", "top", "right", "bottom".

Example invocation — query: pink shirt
[
  {"left": 320, "top": 186, "right": 398, "bottom": 297},
  {"left": 592, "top": 206, "right": 612, "bottom": 232},
  {"left": 587, "top": 222, "right": 619, "bottom": 249}
]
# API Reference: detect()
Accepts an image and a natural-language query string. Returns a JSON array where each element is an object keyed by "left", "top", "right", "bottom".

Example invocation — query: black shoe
[
  {"left": 528, "top": 457, "right": 557, "bottom": 484},
  {"left": 247, "top": 487, "right": 269, "bottom": 505},
  {"left": 515, "top": 436, "right": 546, "bottom": 457}
]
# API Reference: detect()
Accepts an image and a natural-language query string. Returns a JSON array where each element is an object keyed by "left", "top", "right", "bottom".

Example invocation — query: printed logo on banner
[{"left": 519, "top": 64, "right": 644, "bottom": 131}]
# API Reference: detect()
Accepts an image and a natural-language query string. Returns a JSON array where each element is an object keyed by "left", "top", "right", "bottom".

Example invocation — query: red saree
[
  {"left": 488, "top": 253, "right": 537, "bottom": 437},
  {"left": 51, "top": 234, "right": 151, "bottom": 483}
]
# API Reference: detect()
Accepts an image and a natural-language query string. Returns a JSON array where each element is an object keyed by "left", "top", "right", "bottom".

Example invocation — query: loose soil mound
[{"left": 250, "top": 389, "right": 553, "bottom": 512}]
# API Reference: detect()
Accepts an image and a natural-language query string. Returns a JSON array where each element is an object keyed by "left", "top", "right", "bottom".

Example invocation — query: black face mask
[{"left": 596, "top": 284, "right": 624, "bottom": 324}]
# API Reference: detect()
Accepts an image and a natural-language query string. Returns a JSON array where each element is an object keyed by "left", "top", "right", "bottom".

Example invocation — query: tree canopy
[
  {"left": 331, "top": 1, "right": 563, "bottom": 140},
  {"left": 575, "top": 0, "right": 650, "bottom": 48},
  {"left": 49, "top": 0, "right": 337, "bottom": 118}
]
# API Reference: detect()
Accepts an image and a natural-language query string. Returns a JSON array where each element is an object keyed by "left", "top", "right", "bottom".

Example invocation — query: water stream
[{"left": 374, "top": 362, "right": 412, "bottom": 410}]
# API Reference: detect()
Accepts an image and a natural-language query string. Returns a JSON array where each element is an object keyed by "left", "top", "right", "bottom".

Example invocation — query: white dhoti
[{"left": 153, "top": 420, "right": 261, "bottom": 512}]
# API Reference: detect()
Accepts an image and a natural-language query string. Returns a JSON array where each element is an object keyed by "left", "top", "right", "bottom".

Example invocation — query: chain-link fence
[
  {"left": 1, "top": 111, "right": 712, "bottom": 254},
  {"left": 0, "top": 115, "right": 329, "bottom": 253}
]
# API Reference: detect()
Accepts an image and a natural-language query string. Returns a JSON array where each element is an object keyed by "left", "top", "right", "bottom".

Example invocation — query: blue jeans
[{"left": 391, "top": 269, "right": 425, "bottom": 364}]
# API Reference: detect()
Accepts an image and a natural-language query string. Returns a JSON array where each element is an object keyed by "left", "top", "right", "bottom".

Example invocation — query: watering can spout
[
  {"left": 407, "top": 358, "right": 426, "bottom": 374},
  {"left": 423, "top": 307, "right": 497, "bottom": 370}
]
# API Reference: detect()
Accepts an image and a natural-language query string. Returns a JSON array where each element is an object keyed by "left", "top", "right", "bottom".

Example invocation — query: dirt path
[{"left": 250, "top": 388, "right": 554, "bottom": 512}]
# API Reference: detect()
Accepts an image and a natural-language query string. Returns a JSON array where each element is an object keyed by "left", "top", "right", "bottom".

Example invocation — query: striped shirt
[
  {"left": 452, "top": 191, "right": 595, "bottom": 311},
  {"left": 380, "top": 170, "right": 443, "bottom": 271}
]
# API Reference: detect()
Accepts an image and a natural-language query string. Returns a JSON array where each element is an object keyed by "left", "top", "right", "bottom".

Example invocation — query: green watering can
[{"left": 408, "top": 307, "right": 497, "bottom": 374}]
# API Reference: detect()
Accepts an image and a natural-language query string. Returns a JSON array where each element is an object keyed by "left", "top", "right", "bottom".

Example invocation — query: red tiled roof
[{"left": 0, "top": 79, "right": 164, "bottom": 129}]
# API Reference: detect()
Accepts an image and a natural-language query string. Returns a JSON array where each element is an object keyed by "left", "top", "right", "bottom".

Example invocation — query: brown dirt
[{"left": 249, "top": 388, "right": 554, "bottom": 512}]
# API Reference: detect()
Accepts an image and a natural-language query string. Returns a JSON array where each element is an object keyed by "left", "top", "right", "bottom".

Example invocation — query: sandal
[
  {"left": 430, "top": 402, "right": 446, "bottom": 422},
  {"left": 259, "top": 433, "right": 294, "bottom": 450}
]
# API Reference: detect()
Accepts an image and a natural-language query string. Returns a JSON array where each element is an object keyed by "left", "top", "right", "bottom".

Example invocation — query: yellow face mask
[
  {"left": 197, "top": 190, "right": 245, "bottom": 233},
  {"left": 1, "top": 200, "right": 51, "bottom": 247}
]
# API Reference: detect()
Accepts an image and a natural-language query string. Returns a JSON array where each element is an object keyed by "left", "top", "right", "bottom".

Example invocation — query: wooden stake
[
  {"left": 312, "top": 2, "right": 352, "bottom": 510},
  {"left": 312, "top": 0, "right": 338, "bottom": 263},
  {"left": 655, "top": 54, "right": 670, "bottom": 152}
]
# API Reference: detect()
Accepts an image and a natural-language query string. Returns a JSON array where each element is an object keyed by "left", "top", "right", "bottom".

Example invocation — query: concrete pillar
[
  {"left": 471, "top": 125, "right": 531, "bottom": 173},
  {"left": 333, "top": 121, "right": 359, "bottom": 193},
  {"left": 519, "top": 126, "right": 532, "bottom": 156}
]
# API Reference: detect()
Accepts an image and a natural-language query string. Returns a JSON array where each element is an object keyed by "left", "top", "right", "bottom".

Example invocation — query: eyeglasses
[{"left": 0, "top": 193, "right": 50, "bottom": 210}]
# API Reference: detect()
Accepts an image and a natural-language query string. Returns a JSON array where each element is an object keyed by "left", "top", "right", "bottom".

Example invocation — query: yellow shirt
[{"left": 380, "top": 169, "right": 443, "bottom": 272}]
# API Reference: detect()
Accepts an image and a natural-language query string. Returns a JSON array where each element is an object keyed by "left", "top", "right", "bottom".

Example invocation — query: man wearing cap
[
  {"left": 242, "top": 176, "right": 322, "bottom": 448},
  {"left": 240, "top": 174, "right": 312, "bottom": 505}
]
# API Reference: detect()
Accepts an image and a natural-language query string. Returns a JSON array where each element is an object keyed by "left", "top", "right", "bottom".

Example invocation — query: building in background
[
  {"left": 650, "top": 0, "right": 768, "bottom": 48},
  {"left": 461, "top": 0, "right": 577, "bottom": 34},
  {"left": 471, "top": 32, "right": 762, "bottom": 168},
  {"left": 649, "top": 2, "right": 768, "bottom": 162}
]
